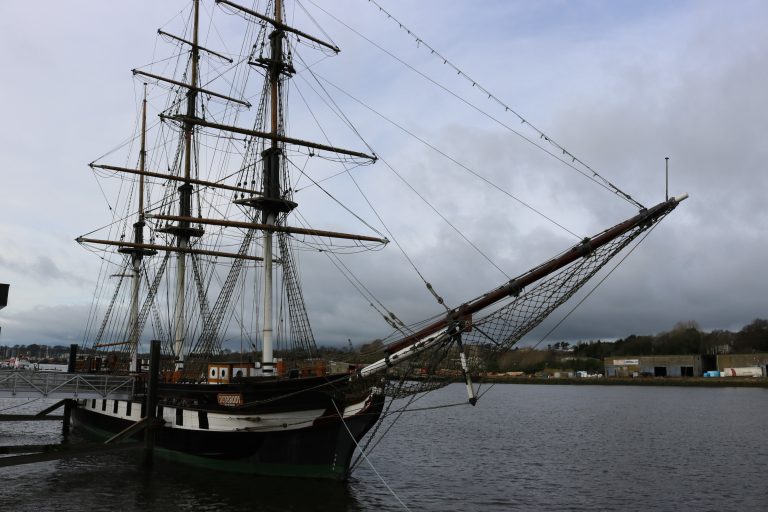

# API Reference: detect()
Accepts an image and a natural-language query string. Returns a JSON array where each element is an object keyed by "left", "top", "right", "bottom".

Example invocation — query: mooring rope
[{"left": 332, "top": 399, "right": 412, "bottom": 512}]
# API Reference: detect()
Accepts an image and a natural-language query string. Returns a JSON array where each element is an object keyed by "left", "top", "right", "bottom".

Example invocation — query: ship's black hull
[{"left": 71, "top": 375, "right": 384, "bottom": 480}]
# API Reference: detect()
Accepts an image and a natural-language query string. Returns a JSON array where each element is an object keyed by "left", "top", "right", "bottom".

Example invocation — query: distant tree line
[
  {"left": 572, "top": 319, "right": 768, "bottom": 358},
  {"left": 4, "top": 319, "right": 766, "bottom": 372},
  {"left": 0, "top": 344, "right": 75, "bottom": 362},
  {"left": 481, "top": 319, "right": 768, "bottom": 375}
]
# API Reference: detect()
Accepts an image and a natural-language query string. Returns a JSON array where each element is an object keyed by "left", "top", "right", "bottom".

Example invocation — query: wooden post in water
[
  {"left": 62, "top": 343, "right": 78, "bottom": 436},
  {"left": 144, "top": 339, "right": 160, "bottom": 467}
]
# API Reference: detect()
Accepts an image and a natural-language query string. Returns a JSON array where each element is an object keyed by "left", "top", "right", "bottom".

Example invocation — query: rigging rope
[
  {"left": 350, "top": 381, "right": 424, "bottom": 472},
  {"left": 529, "top": 217, "right": 663, "bottom": 351},
  {"left": 361, "top": 0, "right": 645, "bottom": 210},
  {"left": 372, "top": 151, "right": 513, "bottom": 279},
  {"left": 291, "top": 209, "right": 412, "bottom": 337},
  {"left": 277, "top": 230, "right": 318, "bottom": 356},
  {"left": 292, "top": 54, "right": 460, "bottom": 307},
  {"left": 331, "top": 399, "right": 412, "bottom": 512},
  {"left": 308, "top": 72, "right": 584, "bottom": 240},
  {"left": 188, "top": 229, "right": 256, "bottom": 369}
]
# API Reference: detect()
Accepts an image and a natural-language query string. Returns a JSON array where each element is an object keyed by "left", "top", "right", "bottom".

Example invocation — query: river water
[{"left": 1, "top": 383, "right": 766, "bottom": 511}]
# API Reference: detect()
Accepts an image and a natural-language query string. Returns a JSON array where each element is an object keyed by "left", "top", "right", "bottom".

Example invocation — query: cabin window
[
  {"left": 176, "top": 408, "right": 183, "bottom": 426},
  {"left": 236, "top": 370, "right": 243, "bottom": 378},
  {"left": 101, "top": 400, "right": 107, "bottom": 411},
  {"left": 126, "top": 401, "right": 132, "bottom": 417},
  {"left": 221, "top": 369, "right": 227, "bottom": 378},
  {"left": 210, "top": 368, "right": 217, "bottom": 378},
  {"left": 91, "top": 399, "right": 96, "bottom": 409},
  {"left": 113, "top": 401, "right": 119, "bottom": 414}
]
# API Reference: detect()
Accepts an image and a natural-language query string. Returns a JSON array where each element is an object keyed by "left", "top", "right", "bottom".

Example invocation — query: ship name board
[{"left": 217, "top": 393, "right": 244, "bottom": 407}]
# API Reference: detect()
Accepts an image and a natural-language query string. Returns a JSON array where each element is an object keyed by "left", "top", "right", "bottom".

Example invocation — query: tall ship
[{"left": 73, "top": 0, "right": 686, "bottom": 479}]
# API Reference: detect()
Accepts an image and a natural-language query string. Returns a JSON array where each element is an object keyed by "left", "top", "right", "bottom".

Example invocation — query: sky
[{"left": 0, "top": 0, "right": 766, "bottom": 349}]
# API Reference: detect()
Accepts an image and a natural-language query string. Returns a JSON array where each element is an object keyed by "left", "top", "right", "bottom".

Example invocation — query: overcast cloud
[{"left": 0, "top": 0, "right": 766, "bottom": 348}]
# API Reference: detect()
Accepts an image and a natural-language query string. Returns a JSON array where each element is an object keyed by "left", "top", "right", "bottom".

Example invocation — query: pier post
[
  {"left": 144, "top": 339, "right": 160, "bottom": 467},
  {"left": 62, "top": 344, "right": 78, "bottom": 436}
]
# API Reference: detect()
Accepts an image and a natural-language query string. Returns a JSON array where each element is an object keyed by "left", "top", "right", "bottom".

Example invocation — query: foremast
[
  {"left": 226, "top": 0, "right": 326, "bottom": 375},
  {"left": 221, "top": 0, "right": 382, "bottom": 373},
  {"left": 260, "top": 0, "right": 285, "bottom": 375}
]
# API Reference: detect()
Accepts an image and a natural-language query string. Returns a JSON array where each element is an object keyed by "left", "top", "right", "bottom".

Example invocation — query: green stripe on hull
[
  {"left": 155, "top": 446, "right": 346, "bottom": 480},
  {"left": 72, "top": 416, "right": 348, "bottom": 480},
  {"left": 72, "top": 415, "right": 119, "bottom": 440}
]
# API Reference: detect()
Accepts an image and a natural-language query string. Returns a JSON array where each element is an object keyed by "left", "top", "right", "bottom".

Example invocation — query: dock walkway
[{"left": 0, "top": 370, "right": 136, "bottom": 400}]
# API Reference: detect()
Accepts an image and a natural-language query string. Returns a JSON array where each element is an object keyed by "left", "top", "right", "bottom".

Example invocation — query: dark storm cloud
[
  {"left": 0, "top": 254, "right": 89, "bottom": 287},
  {"left": 1, "top": 0, "right": 766, "bottom": 348},
  {"left": 1, "top": 304, "right": 90, "bottom": 345},
  {"left": 291, "top": 0, "right": 768, "bottom": 345}
]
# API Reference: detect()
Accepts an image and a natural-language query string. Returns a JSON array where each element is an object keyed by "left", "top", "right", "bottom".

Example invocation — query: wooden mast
[
  {"left": 148, "top": 214, "right": 389, "bottom": 244},
  {"left": 260, "top": 0, "right": 284, "bottom": 375},
  {"left": 89, "top": 164, "right": 263, "bottom": 196},
  {"left": 173, "top": 0, "right": 201, "bottom": 370},
  {"left": 129, "top": 85, "right": 148, "bottom": 371},
  {"left": 82, "top": 0, "right": 370, "bottom": 371},
  {"left": 118, "top": 84, "right": 156, "bottom": 372}
]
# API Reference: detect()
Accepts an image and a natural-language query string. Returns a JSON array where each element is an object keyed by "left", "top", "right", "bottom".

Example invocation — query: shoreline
[{"left": 477, "top": 376, "right": 768, "bottom": 388}]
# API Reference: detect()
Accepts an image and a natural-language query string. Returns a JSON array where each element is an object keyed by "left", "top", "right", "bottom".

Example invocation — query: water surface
[{"left": 1, "top": 384, "right": 766, "bottom": 511}]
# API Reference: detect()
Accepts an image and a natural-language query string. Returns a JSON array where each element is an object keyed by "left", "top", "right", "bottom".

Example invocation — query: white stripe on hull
[{"left": 78, "top": 392, "right": 376, "bottom": 433}]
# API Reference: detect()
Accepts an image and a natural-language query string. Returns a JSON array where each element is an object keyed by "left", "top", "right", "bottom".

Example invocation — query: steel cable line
[{"left": 361, "top": 0, "right": 644, "bottom": 210}]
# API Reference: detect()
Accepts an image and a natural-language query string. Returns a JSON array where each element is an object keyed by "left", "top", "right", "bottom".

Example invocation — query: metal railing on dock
[
  {"left": 0, "top": 370, "right": 136, "bottom": 400},
  {"left": 0, "top": 341, "right": 162, "bottom": 469}
]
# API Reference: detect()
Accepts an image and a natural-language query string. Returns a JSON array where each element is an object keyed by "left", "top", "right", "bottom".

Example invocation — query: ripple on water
[{"left": 1, "top": 386, "right": 767, "bottom": 511}]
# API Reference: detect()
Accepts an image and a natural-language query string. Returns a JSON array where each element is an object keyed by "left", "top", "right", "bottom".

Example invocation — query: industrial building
[
  {"left": 716, "top": 354, "right": 768, "bottom": 377},
  {"left": 604, "top": 355, "right": 702, "bottom": 377}
]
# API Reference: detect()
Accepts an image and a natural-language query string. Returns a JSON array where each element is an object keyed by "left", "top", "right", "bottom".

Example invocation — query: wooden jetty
[{"left": 0, "top": 341, "right": 162, "bottom": 468}]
